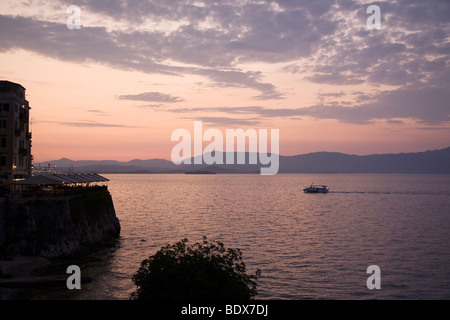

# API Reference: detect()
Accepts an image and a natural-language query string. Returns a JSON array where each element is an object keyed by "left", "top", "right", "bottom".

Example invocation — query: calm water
[{"left": 47, "top": 174, "right": 450, "bottom": 299}]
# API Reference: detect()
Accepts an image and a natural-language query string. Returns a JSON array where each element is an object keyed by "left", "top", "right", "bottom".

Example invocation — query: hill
[{"left": 34, "top": 147, "right": 450, "bottom": 174}]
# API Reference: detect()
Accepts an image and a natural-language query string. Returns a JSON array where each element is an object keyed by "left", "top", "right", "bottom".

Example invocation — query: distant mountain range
[{"left": 34, "top": 147, "right": 450, "bottom": 174}]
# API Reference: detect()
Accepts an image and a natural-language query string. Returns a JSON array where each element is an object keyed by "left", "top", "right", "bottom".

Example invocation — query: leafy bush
[{"left": 130, "top": 236, "right": 261, "bottom": 300}]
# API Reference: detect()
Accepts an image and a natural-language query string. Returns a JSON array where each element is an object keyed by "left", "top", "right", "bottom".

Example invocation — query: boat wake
[
  {"left": 330, "top": 191, "right": 391, "bottom": 194},
  {"left": 330, "top": 191, "right": 449, "bottom": 195}
]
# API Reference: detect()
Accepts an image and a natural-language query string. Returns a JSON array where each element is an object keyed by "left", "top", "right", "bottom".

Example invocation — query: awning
[{"left": 14, "top": 173, "right": 109, "bottom": 185}]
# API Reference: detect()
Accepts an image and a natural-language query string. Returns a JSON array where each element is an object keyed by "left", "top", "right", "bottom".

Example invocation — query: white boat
[{"left": 303, "top": 184, "right": 329, "bottom": 193}]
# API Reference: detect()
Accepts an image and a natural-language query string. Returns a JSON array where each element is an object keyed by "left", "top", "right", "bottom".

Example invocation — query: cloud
[
  {"left": 0, "top": 13, "right": 283, "bottom": 99},
  {"left": 304, "top": 85, "right": 450, "bottom": 125},
  {"left": 87, "top": 109, "right": 110, "bottom": 116},
  {"left": 317, "top": 91, "right": 346, "bottom": 99},
  {"left": 118, "top": 92, "right": 184, "bottom": 103},
  {"left": 150, "top": 84, "right": 450, "bottom": 125},
  {"left": 292, "top": 2, "right": 450, "bottom": 89},
  {"left": 44, "top": 120, "right": 139, "bottom": 128},
  {"left": 191, "top": 68, "right": 285, "bottom": 100},
  {"left": 61, "top": 121, "right": 140, "bottom": 128},
  {"left": 2, "top": 1, "right": 449, "bottom": 88},
  {"left": 185, "top": 116, "right": 265, "bottom": 127},
  {"left": 1, "top": 0, "right": 450, "bottom": 125}
]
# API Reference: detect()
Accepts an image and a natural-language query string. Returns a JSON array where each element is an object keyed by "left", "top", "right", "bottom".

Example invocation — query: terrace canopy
[{"left": 14, "top": 173, "right": 109, "bottom": 186}]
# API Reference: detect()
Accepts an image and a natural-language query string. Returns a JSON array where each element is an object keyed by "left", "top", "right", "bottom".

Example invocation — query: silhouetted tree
[{"left": 130, "top": 236, "right": 261, "bottom": 300}]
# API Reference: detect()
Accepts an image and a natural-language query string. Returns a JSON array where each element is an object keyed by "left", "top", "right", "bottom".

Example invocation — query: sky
[{"left": 0, "top": 0, "right": 449, "bottom": 162}]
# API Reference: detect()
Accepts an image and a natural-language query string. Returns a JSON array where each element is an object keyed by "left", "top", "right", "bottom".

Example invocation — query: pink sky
[{"left": 1, "top": 1, "right": 449, "bottom": 162}]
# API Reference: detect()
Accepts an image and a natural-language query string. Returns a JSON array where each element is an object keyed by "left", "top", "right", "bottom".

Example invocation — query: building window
[
  {"left": 0, "top": 119, "right": 6, "bottom": 130},
  {"left": 1, "top": 103, "right": 9, "bottom": 112},
  {"left": 0, "top": 154, "right": 6, "bottom": 167},
  {"left": 0, "top": 137, "right": 6, "bottom": 148}
]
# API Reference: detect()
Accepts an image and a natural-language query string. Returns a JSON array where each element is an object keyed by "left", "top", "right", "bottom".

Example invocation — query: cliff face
[{"left": 0, "top": 188, "right": 120, "bottom": 258}]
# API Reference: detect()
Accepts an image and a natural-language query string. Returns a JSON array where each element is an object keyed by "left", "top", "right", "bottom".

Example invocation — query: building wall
[{"left": 0, "top": 81, "right": 32, "bottom": 185}]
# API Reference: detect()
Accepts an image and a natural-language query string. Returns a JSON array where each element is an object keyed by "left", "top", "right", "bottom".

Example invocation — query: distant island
[
  {"left": 185, "top": 170, "right": 216, "bottom": 174},
  {"left": 34, "top": 147, "right": 450, "bottom": 174}
]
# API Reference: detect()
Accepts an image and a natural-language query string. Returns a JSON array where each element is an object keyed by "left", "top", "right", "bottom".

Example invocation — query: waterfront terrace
[{"left": 8, "top": 173, "right": 110, "bottom": 197}]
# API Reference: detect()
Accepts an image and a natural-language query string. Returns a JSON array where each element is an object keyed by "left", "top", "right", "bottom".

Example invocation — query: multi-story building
[{"left": 0, "top": 81, "right": 32, "bottom": 185}]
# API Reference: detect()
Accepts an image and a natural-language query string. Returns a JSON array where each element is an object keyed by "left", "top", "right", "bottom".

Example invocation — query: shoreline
[
  {"left": 0, "top": 255, "right": 94, "bottom": 299},
  {"left": 0, "top": 256, "right": 52, "bottom": 299}
]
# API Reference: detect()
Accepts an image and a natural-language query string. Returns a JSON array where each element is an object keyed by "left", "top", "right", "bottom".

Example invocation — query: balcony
[
  {"left": 26, "top": 132, "right": 32, "bottom": 139},
  {"left": 19, "top": 147, "right": 28, "bottom": 155}
]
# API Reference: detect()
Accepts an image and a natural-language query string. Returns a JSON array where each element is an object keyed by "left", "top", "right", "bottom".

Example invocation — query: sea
[{"left": 34, "top": 173, "right": 450, "bottom": 300}]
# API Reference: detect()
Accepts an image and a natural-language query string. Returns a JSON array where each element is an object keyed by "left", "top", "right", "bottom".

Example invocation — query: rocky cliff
[{"left": 0, "top": 187, "right": 120, "bottom": 258}]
